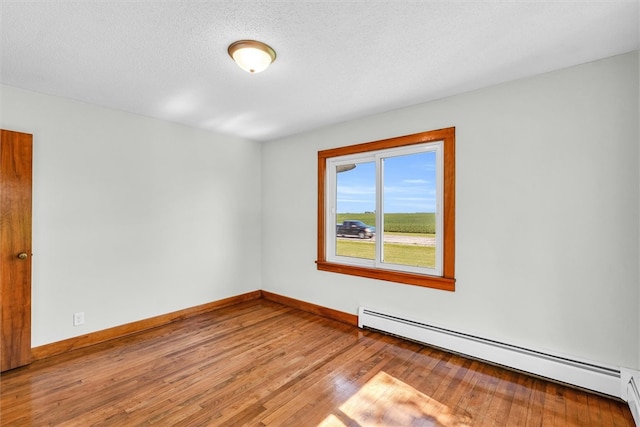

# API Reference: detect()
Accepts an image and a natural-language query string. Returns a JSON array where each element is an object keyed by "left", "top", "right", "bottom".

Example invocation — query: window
[{"left": 316, "top": 127, "right": 455, "bottom": 291}]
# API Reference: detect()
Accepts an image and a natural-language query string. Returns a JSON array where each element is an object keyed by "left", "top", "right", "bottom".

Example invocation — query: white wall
[
  {"left": 261, "top": 51, "right": 640, "bottom": 370},
  {"left": 1, "top": 52, "right": 637, "bottom": 372},
  {"left": 1, "top": 85, "right": 263, "bottom": 346}
]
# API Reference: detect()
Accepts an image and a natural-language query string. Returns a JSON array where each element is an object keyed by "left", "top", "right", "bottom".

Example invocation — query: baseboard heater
[
  {"left": 627, "top": 374, "right": 640, "bottom": 425},
  {"left": 358, "top": 307, "right": 622, "bottom": 399}
]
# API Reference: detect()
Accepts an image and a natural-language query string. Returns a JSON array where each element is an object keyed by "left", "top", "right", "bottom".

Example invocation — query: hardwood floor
[{"left": 1, "top": 299, "right": 634, "bottom": 426}]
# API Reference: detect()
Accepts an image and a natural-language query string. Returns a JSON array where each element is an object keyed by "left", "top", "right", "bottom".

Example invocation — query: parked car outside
[{"left": 336, "top": 220, "right": 376, "bottom": 239}]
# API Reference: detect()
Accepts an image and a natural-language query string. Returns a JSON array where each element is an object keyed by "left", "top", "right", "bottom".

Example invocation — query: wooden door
[{"left": 0, "top": 129, "right": 33, "bottom": 372}]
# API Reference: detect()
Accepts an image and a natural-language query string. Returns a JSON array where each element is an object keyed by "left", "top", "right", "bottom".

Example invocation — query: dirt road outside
[{"left": 338, "top": 234, "right": 435, "bottom": 247}]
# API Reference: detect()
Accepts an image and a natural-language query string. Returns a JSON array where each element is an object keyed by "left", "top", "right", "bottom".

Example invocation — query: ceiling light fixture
[{"left": 228, "top": 40, "right": 276, "bottom": 74}]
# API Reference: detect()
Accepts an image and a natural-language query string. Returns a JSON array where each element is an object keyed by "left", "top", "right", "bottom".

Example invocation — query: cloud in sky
[{"left": 336, "top": 185, "right": 375, "bottom": 195}]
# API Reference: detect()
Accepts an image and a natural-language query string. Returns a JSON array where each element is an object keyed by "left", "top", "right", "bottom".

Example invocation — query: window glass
[
  {"left": 327, "top": 143, "right": 441, "bottom": 275},
  {"left": 335, "top": 161, "right": 376, "bottom": 260},
  {"left": 382, "top": 151, "right": 437, "bottom": 270}
]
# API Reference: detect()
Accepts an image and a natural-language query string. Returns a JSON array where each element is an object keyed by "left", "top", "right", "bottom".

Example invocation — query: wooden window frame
[{"left": 316, "top": 127, "right": 455, "bottom": 291}]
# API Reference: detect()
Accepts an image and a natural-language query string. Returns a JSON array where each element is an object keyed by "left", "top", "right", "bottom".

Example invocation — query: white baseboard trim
[{"left": 359, "top": 307, "right": 623, "bottom": 399}]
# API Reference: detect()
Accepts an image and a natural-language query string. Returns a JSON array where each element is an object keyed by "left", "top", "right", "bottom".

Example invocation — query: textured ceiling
[{"left": 1, "top": 1, "right": 638, "bottom": 141}]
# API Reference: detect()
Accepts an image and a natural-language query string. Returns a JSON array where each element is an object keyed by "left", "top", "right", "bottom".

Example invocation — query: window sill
[{"left": 316, "top": 260, "right": 455, "bottom": 291}]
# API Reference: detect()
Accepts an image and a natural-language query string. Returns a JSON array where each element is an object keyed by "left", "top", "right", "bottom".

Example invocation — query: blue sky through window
[{"left": 336, "top": 152, "right": 436, "bottom": 214}]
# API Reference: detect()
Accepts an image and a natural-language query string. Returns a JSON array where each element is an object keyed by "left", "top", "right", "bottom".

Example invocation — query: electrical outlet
[{"left": 73, "top": 312, "right": 85, "bottom": 326}]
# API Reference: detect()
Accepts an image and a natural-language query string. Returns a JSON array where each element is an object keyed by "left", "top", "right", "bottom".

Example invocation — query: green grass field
[
  {"left": 336, "top": 240, "right": 435, "bottom": 268},
  {"left": 335, "top": 212, "right": 436, "bottom": 267},
  {"left": 336, "top": 212, "right": 435, "bottom": 234}
]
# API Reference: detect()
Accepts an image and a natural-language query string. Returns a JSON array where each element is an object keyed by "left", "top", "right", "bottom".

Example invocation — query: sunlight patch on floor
[{"left": 317, "top": 371, "right": 469, "bottom": 427}]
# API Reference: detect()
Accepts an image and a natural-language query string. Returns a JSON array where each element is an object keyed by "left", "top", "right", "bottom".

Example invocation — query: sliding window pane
[
  {"left": 335, "top": 161, "right": 376, "bottom": 260},
  {"left": 382, "top": 152, "right": 436, "bottom": 268}
]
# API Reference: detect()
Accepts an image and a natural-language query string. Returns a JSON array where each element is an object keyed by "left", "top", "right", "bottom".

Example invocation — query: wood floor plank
[
  {"left": 503, "top": 368, "right": 534, "bottom": 425},
  {"left": 563, "top": 384, "right": 581, "bottom": 427},
  {"left": 453, "top": 358, "right": 502, "bottom": 424},
  {"left": 1, "top": 299, "right": 635, "bottom": 426},
  {"left": 474, "top": 365, "right": 515, "bottom": 426},
  {"left": 574, "top": 384, "right": 593, "bottom": 427},
  {"left": 256, "top": 335, "right": 392, "bottom": 425},
  {"left": 551, "top": 381, "right": 568, "bottom": 427}
]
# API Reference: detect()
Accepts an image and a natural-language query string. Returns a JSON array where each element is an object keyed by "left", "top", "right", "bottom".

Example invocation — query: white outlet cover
[{"left": 73, "top": 312, "right": 85, "bottom": 326}]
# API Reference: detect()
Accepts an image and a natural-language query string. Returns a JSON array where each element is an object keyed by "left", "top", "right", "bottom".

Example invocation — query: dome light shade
[{"left": 228, "top": 40, "right": 276, "bottom": 73}]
